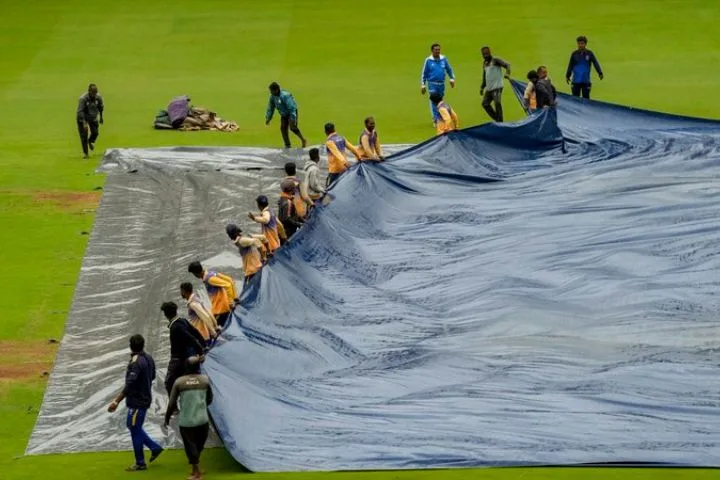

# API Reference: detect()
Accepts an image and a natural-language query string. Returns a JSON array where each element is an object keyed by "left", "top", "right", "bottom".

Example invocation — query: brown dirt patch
[
  {"left": 32, "top": 191, "right": 100, "bottom": 213},
  {"left": 0, "top": 340, "right": 58, "bottom": 381}
]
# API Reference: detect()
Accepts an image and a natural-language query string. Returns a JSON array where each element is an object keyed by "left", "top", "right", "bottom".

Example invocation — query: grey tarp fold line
[{"left": 26, "top": 145, "right": 409, "bottom": 455}]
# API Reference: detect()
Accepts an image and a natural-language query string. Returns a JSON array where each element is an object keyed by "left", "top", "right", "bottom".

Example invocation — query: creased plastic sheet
[
  {"left": 26, "top": 145, "right": 410, "bottom": 456},
  {"left": 29, "top": 94, "right": 720, "bottom": 471},
  {"left": 207, "top": 104, "right": 720, "bottom": 470}
]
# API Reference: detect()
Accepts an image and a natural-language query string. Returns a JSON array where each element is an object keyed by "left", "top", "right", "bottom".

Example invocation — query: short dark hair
[
  {"left": 160, "top": 301, "right": 178, "bottom": 319},
  {"left": 481, "top": 46, "right": 490, "bottom": 51},
  {"left": 88, "top": 83, "right": 97, "bottom": 90},
  {"left": 180, "top": 282, "right": 193, "bottom": 295},
  {"left": 185, "top": 357, "right": 201, "bottom": 374},
  {"left": 284, "top": 162, "right": 297, "bottom": 176},
  {"left": 364, "top": 116, "right": 374, "bottom": 126},
  {"left": 309, "top": 148, "right": 320, "bottom": 161},
  {"left": 269, "top": 82, "right": 280, "bottom": 91},
  {"left": 324, "top": 122, "right": 335, "bottom": 135},
  {"left": 527, "top": 70, "right": 539, "bottom": 81},
  {"left": 188, "top": 261, "right": 203, "bottom": 276},
  {"left": 226, "top": 223, "right": 241, "bottom": 240},
  {"left": 129, "top": 334, "right": 145, "bottom": 353},
  {"left": 429, "top": 92, "right": 443, "bottom": 104},
  {"left": 430, "top": 43, "right": 440, "bottom": 50},
  {"left": 256, "top": 195, "right": 269, "bottom": 209},
  {"left": 577, "top": 35, "right": 588, "bottom": 43}
]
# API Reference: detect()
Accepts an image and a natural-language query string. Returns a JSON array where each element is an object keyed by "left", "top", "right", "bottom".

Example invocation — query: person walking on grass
[
  {"left": 160, "top": 301, "right": 206, "bottom": 395},
  {"left": 107, "top": 334, "right": 163, "bottom": 472},
  {"left": 76, "top": 83, "right": 104, "bottom": 158},
  {"left": 480, "top": 46, "right": 511, "bottom": 122},
  {"left": 566, "top": 35, "right": 604, "bottom": 99},
  {"left": 265, "top": 82, "right": 308, "bottom": 149},
  {"left": 420, "top": 43, "right": 456, "bottom": 125},
  {"left": 165, "top": 356, "right": 213, "bottom": 480}
]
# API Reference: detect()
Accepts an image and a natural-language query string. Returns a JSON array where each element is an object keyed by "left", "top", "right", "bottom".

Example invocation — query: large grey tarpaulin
[{"left": 26, "top": 145, "right": 408, "bottom": 456}]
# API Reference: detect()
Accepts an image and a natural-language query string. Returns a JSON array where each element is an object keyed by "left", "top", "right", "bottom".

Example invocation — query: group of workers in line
[
  {"left": 107, "top": 261, "right": 238, "bottom": 477},
  {"left": 104, "top": 151, "right": 344, "bottom": 475},
  {"left": 98, "top": 35, "right": 605, "bottom": 477}
]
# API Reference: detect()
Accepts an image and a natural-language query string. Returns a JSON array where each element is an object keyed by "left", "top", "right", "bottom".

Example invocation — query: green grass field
[{"left": 1, "top": 0, "right": 718, "bottom": 478}]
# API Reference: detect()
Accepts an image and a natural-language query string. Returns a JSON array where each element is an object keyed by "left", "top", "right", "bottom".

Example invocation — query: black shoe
[
  {"left": 149, "top": 448, "right": 164, "bottom": 463},
  {"left": 126, "top": 464, "right": 147, "bottom": 471},
  {"left": 83, "top": 153, "right": 89, "bottom": 159},
  {"left": 89, "top": 142, "right": 94, "bottom": 151}
]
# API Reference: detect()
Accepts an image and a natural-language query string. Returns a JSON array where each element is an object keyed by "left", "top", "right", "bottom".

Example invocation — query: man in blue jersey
[
  {"left": 420, "top": 43, "right": 455, "bottom": 124},
  {"left": 565, "top": 36, "right": 604, "bottom": 99}
]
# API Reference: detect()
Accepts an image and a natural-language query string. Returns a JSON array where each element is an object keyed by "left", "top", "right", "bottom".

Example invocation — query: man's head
[
  {"left": 187, "top": 261, "right": 204, "bottom": 279},
  {"left": 430, "top": 43, "right": 441, "bottom": 58},
  {"left": 284, "top": 162, "right": 297, "bottom": 176},
  {"left": 160, "top": 301, "right": 178, "bottom": 321},
  {"left": 256, "top": 195, "right": 269, "bottom": 209},
  {"left": 324, "top": 122, "right": 335, "bottom": 135},
  {"left": 309, "top": 148, "right": 320, "bottom": 163},
  {"left": 281, "top": 179, "right": 295, "bottom": 195},
  {"left": 429, "top": 93, "right": 443, "bottom": 105},
  {"left": 364, "top": 116, "right": 376, "bottom": 132},
  {"left": 269, "top": 82, "right": 281, "bottom": 96},
  {"left": 185, "top": 356, "right": 202, "bottom": 375},
  {"left": 537, "top": 66, "right": 548, "bottom": 79},
  {"left": 88, "top": 83, "right": 98, "bottom": 98},
  {"left": 129, "top": 334, "right": 145, "bottom": 353},
  {"left": 576, "top": 35, "right": 588, "bottom": 50},
  {"left": 527, "top": 70, "right": 540, "bottom": 82},
  {"left": 180, "top": 282, "right": 193, "bottom": 300},
  {"left": 481, "top": 46, "right": 492, "bottom": 61},
  {"left": 226, "top": 223, "right": 241, "bottom": 241}
]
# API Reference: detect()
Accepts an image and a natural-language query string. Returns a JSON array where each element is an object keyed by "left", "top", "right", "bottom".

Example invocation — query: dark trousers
[
  {"left": 126, "top": 408, "right": 162, "bottom": 466},
  {"left": 482, "top": 88, "right": 504, "bottom": 122},
  {"left": 326, "top": 172, "right": 342, "bottom": 188},
  {"left": 243, "top": 272, "right": 257, "bottom": 288},
  {"left": 215, "top": 312, "right": 230, "bottom": 329},
  {"left": 77, "top": 119, "right": 99, "bottom": 155},
  {"left": 164, "top": 358, "right": 184, "bottom": 394},
  {"left": 280, "top": 115, "right": 304, "bottom": 148},
  {"left": 571, "top": 83, "right": 592, "bottom": 99},
  {"left": 180, "top": 423, "right": 210, "bottom": 465}
]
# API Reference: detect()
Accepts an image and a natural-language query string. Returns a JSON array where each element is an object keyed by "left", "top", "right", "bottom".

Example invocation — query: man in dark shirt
[
  {"left": 535, "top": 66, "right": 558, "bottom": 109},
  {"left": 76, "top": 83, "right": 104, "bottom": 158},
  {"left": 161, "top": 301, "right": 206, "bottom": 395},
  {"left": 278, "top": 179, "right": 304, "bottom": 239},
  {"left": 107, "top": 334, "right": 163, "bottom": 471},
  {"left": 565, "top": 35, "right": 604, "bottom": 99},
  {"left": 480, "top": 46, "right": 511, "bottom": 122}
]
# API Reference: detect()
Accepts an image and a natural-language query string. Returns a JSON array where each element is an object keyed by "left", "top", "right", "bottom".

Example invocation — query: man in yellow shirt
[
  {"left": 226, "top": 224, "right": 266, "bottom": 287},
  {"left": 187, "top": 262, "right": 238, "bottom": 329},
  {"left": 357, "top": 117, "right": 384, "bottom": 162},
  {"left": 324, "top": 122, "right": 361, "bottom": 187},
  {"left": 180, "top": 282, "right": 218, "bottom": 344},
  {"left": 429, "top": 93, "right": 459, "bottom": 135}
]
